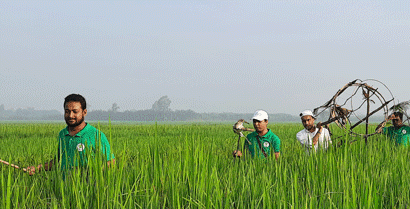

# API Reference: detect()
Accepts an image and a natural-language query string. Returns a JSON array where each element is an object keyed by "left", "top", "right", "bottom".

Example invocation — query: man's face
[
  {"left": 253, "top": 119, "right": 268, "bottom": 133},
  {"left": 301, "top": 115, "right": 315, "bottom": 130},
  {"left": 392, "top": 114, "right": 403, "bottom": 128},
  {"left": 64, "top": 101, "right": 87, "bottom": 127}
]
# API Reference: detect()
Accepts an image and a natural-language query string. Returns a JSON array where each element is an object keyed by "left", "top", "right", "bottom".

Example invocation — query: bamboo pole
[{"left": 365, "top": 88, "right": 370, "bottom": 144}]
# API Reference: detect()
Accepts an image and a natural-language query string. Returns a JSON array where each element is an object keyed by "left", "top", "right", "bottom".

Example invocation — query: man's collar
[
  {"left": 394, "top": 124, "right": 405, "bottom": 130},
  {"left": 304, "top": 127, "right": 317, "bottom": 133},
  {"left": 258, "top": 129, "right": 272, "bottom": 138},
  {"left": 64, "top": 123, "right": 89, "bottom": 136}
]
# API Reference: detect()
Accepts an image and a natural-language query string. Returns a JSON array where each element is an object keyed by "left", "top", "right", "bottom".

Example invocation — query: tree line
[{"left": 0, "top": 96, "right": 384, "bottom": 122}]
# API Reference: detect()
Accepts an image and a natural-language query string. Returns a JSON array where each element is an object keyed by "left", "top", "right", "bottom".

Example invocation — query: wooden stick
[
  {"left": 233, "top": 135, "right": 241, "bottom": 162},
  {"left": 0, "top": 159, "right": 27, "bottom": 172},
  {"left": 350, "top": 99, "right": 393, "bottom": 130},
  {"left": 365, "top": 88, "right": 370, "bottom": 144},
  {"left": 320, "top": 115, "right": 344, "bottom": 126}
]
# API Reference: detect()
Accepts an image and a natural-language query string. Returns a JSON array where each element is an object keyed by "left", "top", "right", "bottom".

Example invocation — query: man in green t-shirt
[
  {"left": 27, "top": 94, "right": 115, "bottom": 175},
  {"left": 377, "top": 111, "right": 410, "bottom": 146},
  {"left": 233, "top": 110, "right": 281, "bottom": 160}
]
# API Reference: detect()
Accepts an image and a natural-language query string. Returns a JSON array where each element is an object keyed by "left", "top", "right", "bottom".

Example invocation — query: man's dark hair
[
  {"left": 64, "top": 94, "right": 86, "bottom": 110},
  {"left": 393, "top": 111, "right": 403, "bottom": 121}
]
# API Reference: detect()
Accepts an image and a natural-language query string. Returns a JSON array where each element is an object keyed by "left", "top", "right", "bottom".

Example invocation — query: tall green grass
[{"left": 0, "top": 122, "right": 408, "bottom": 208}]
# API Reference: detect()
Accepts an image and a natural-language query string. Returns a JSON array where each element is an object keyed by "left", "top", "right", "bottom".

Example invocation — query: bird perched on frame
[
  {"left": 233, "top": 119, "right": 254, "bottom": 137},
  {"left": 362, "top": 88, "right": 375, "bottom": 104}
]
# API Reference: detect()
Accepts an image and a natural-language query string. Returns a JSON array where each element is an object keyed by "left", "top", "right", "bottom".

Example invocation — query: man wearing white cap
[
  {"left": 296, "top": 110, "right": 332, "bottom": 152},
  {"left": 233, "top": 110, "right": 281, "bottom": 160}
]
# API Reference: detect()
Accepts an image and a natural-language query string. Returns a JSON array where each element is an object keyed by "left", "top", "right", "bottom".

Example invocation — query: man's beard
[
  {"left": 66, "top": 116, "right": 85, "bottom": 128},
  {"left": 305, "top": 125, "right": 314, "bottom": 131},
  {"left": 392, "top": 120, "right": 402, "bottom": 128}
]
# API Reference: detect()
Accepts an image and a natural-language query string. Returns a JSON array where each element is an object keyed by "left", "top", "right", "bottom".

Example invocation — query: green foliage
[{"left": 0, "top": 122, "right": 408, "bottom": 208}]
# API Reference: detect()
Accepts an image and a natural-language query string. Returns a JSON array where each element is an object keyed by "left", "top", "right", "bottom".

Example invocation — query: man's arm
[
  {"left": 98, "top": 131, "right": 116, "bottom": 163},
  {"left": 274, "top": 152, "right": 280, "bottom": 160},
  {"left": 376, "top": 113, "right": 395, "bottom": 133},
  {"left": 272, "top": 135, "right": 281, "bottom": 160},
  {"left": 27, "top": 134, "right": 63, "bottom": 176},
  {"left": 375, "top": 121, "right": 386, "bottom": 134},
  {"left": 312, "top": 123, "right": 324, "bottom": 146},
  {"left": 100, "top": 158, "right": 116, "bottom": 171},
  {"left": 26, "top": 159, "right": 55, "bottom": 176},
  {"left": 106, "top": 158, "right": 116, "bottom": 168}
]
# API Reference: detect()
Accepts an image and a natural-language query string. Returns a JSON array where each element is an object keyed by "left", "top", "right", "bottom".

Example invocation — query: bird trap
[{"left": 313, "top": 79, "right": 396, "bottom": 141}]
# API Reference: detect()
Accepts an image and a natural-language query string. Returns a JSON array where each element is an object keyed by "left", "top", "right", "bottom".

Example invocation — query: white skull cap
[{"left": 300, "top": 110, "right": 315, "bottom": 118}]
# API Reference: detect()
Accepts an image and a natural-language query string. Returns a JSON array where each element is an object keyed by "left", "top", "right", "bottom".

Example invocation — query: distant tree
[
  {"left": 0, "top": 104, "right": 4, "bottom": 112},
  {"left": 152, "top": 96, "right": 171, "bottom": 112},
  {"left": 111, "top": 103, "right": 120, "bottom": 112}
]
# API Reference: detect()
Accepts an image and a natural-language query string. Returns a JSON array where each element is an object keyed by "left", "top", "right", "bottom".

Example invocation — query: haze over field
[{"left": 1, "top": 1, "right": 409, "bottom": 115}]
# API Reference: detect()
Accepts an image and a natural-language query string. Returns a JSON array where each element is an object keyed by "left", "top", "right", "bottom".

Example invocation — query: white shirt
[{"left": 296, "top": 127, "right": 332, "bottom": 152}]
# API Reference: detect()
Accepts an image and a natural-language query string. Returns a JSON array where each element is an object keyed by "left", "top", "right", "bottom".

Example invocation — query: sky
[{"left": 1, "top": 1, "right": 409, "bottom": 115}]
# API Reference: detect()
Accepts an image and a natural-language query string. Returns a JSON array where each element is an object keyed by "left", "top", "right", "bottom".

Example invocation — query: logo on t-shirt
[
  {"left": 263, "top": 142, "right": 270, "bottom": 147},
  {"left": 76, "top": 143, "right": 85, "bottom": 152},
  {"left": 402, "top": 130, "right": 407, "bottom": 134}
]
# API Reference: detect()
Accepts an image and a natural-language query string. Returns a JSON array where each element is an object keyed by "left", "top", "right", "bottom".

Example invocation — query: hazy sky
[{"left": 1, "top": 1, "right": 409, "bottom": 115}]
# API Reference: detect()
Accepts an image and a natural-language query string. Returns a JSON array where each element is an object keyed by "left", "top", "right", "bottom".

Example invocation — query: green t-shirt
[
  {"left": 58, "top": 123, "right": 114, "bottom": 170},
  {"left": 382, "top": 125, "right": 410, "bottom": 146},
  {"left": 244, "top": 129, "right": 281, "bottom": 159}
]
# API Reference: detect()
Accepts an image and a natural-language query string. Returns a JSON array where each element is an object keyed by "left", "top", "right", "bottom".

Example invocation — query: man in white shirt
[{"left": 296, "top": 110, "right": 332, "bottom": 152}]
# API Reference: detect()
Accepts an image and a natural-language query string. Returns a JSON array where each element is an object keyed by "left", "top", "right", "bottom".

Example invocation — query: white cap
[
  {"left": 300, "top": 110, "right": 315, "bottom": 118},
  {"left": 252, "top": 110, "right": 269, "bottom": 121}
]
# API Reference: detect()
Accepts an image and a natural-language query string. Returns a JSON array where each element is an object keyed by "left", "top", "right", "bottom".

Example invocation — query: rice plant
[{"left": 0, "top": 122, "right": 408, "bottom": 208}]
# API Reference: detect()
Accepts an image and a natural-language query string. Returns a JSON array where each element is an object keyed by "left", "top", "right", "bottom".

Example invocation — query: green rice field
[{"left": 0, "top": 122, "right": 409, "bottom": 208}]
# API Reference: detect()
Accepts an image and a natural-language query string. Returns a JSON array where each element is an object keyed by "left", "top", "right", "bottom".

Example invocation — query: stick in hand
[{"left": 0, "top": 159, "right": 27, "bottom": 172}]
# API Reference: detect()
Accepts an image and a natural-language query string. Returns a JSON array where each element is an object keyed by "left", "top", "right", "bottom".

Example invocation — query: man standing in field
[
  {"left": 27, "top": 94, "right": 115, "bottom": 175},
  {"left": 377, "top": 111, "right": 410, "bottom": 146},
  {"left": 296, "top": 110, "right": 332, "bottom": 152},
  {"left": 233, "top": 110, "right": 281, "bottom": 160}
]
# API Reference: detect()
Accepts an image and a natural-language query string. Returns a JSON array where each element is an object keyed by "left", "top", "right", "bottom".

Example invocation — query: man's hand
[
  {"left": 233, "top": 150, "right": 242, "bottom": 158},
  {"left": 375, "top": 114, "right": 397, "bottom": 134},
  {"left": 312, "top": 122, "right": 323, "bottom": 146},
  {"left": 375, "top": 121, "right": 385, "bottom": 133},
  {"left": 102, "top": 159, "right": 116, "bottom": 170},
  {"left": 107, "top": 159, "right": 116, "bottom": 168},
  {"left": 26, "top": 164, "right": 42, "bottom": 176},
  {"left": 274, "top": 152, "right": 280, "bottom": 160},
  {"left": 26, "top": 166, "right": 36, "bottom": 176},
  {"left": 316, "top": 122, "right": 323, "bottom": 131}
]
